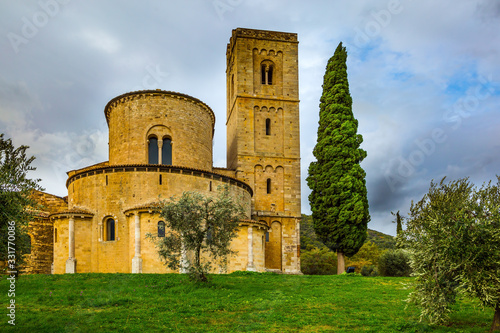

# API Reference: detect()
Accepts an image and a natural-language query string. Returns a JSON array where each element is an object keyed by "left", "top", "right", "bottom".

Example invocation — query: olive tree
[
  {"left": 0, "top": 134, "right": 43, "bottom": 272},
  {"left": 148, "top": 187, "right": 245, "bottom": 282},
  {"left": 400, "top": 177, "right": 500, "bottom": 330}
]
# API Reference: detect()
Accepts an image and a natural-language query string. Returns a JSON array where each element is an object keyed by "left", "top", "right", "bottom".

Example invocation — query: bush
[
  {"left": 301, "top": 247, "right": 337, "bottom": 275},
  {"left": 360, "top": 265, "right": 379, "bottom": 277},
  {"left": 378, "top": 249, "right": 411, "bottom": 277},
  {"left": 345, "top": 241, "right": 384, "bottom": 273}
]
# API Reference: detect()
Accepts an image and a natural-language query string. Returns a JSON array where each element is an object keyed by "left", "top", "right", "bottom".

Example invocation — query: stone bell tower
[{"left": 226, "top": 28, "right": 301, "bottom": 273}]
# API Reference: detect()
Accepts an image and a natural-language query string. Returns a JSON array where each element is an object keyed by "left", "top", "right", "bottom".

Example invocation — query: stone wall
[
  {"left": 26, "top": 191, "right": 67, "bottom": 274},
  {"left": 53, "top": 165, "right": 253, "bottom": 273}
]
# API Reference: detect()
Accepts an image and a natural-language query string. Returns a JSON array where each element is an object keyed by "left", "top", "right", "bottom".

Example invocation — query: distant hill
[
  {"left": 301, "top": 214, "right": 396, "bottom": 251},
  {"left": 367, "top": 229, "right": 396, "bottom": 249}
]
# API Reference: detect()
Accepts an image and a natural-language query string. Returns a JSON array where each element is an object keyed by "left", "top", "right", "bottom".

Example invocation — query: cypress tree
[
  {"left": 306, "top": 42, "right": 370, "bottom": 274},
  {"left": 396, "top": 211, "right": 403, "bottom": 236}
]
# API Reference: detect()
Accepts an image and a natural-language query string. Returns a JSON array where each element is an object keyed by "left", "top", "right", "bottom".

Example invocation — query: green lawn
[{"left": 0, "top": 272, "right": 493, "bottom": 332}]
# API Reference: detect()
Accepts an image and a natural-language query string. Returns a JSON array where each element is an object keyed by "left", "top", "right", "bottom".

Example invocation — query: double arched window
[
  {"left": 148, "top": 136, "right": 172, "bottom": 165},
  {"left": 261, "top": 61, "right": 275, "bottom": 85}
]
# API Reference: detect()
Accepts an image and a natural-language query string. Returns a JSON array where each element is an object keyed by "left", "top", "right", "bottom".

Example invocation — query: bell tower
[{"left": 226, "top": 28, "right": 301, "bottom": 273}]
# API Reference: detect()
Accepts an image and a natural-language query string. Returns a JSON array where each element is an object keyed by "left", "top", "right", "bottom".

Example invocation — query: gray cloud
[{"left": 1, "top": 0, "right": 500, "bottom": 236}]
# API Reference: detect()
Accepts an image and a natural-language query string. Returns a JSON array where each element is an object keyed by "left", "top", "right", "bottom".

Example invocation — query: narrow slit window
[
  {"left": 265, "top": 232, "right": 270, "bottom": 242},
  {"left": 158, "top": 221, "right": 165, "bottom": 238},
  {"left": 106, "top": 219, "right": 115, "bottom": 241},
  {"left": 261, "top": 64, "right": 266, "bottom": 84},
  {"left": 54, "top": 228, "right": 58, "bottom": 243},
  {"left": 266, "top": 178, "right": 271, "bottom": 194},
  {"left": 148, "top": 137, "right": 158, "bottom": 164},
  {"left": 209, "top": 181, "right": 212, "bottom": 192},
  {"left": 231, "top": 74, "right": 235, "bottom": 98},
  {"left": 265, "top": 118, "right": 271, "bottom": 136},
  {"left": 159, "top": 174, "right": 162, "bottom": 185}
]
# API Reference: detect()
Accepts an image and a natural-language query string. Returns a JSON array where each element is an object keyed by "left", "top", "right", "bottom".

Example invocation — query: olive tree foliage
[
  {"left": 0, "top": 134, "right": 43, "bottom": 270},
  {"left": 148, "top": 187, "right": 246, "bottom": 282},
  {"left": 399, "top": 177, "right": 500, "bottom": 330}
]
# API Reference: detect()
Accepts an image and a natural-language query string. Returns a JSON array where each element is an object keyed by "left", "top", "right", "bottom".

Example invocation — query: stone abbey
[{"left": 27, "top": 28, "right": 302, "bottom": 274}]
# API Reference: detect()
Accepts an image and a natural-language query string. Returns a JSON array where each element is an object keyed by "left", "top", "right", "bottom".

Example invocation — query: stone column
[
  {"left": 246, "top": 225, "right": 256, "bottom": 271},
  {"left": 132, "top": 213, "right": 143, "bottom": 273},
  {"left": 65, "top": 216, "right": 76, "bottom": 273},
  {"left": 158, "top": 140, "right": 163, "bottom": 165}
]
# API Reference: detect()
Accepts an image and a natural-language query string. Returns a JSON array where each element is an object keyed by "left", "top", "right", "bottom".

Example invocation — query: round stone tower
[{"left": 104, "top": 90, "right": 215, "bottom": 170}]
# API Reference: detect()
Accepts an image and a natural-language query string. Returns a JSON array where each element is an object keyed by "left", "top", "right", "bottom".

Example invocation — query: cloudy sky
[{"left": 1, "top": 0, "right": 499, "bottom": 235}]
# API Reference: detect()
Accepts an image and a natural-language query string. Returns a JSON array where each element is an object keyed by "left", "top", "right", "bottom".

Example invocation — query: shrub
[
  {"left": 346, "top": 241, "right": 384, "bottom": 273},
  {"left": 301, "top": 247, "right": 337, "bottom": 275},
  {"left": 378, "top": 249, "right": 411, "bottom": 277},
  {"left": 360, "top": 265, "right": 379, "bottom": 277}
]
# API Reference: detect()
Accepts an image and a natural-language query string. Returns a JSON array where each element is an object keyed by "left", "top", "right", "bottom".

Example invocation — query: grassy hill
[
  {"left": 0, "top": 273, "right": 492, "bottom": 332},
  {"left": 367, "top": 228, "right": 396, "bottom": 249}
]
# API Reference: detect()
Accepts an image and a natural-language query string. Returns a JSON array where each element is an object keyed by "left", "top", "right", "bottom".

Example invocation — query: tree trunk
[
  {"left": 337, "top": 251, "right": 345, "bottom": 275},
  {"left": 195, "top": 245, "right": 207, "bottom": 282},
  {"left": 491, "top": 304, "right": 500, "bottom": 332}
]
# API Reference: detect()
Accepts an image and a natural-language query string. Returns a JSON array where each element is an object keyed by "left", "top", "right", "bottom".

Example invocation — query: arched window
[
  {"left": 148, "top": 136, "right": 159, "bottom": 164},
  {"left": 106, "top": 218, "right": 115, "bottom": 241},
  {"left": 267, "top": 178, "right": 272, "bottom": 194},
  {"left": 158, "top": 221, "right": 165, "bottom": 238},
  {"left": 207, "top": 225, "right": 212, "bottom": 241},
  {"left": 261, "top": 61, "right": 275, "bottom": 85},
  {"left": 162, "top": 138, "right": 172, "bottom": 165},
  {"left": 265, "top": 118, "right": 271, "bottom": 136}
]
